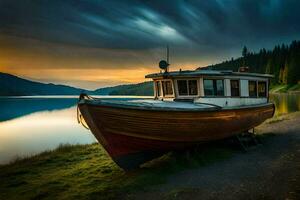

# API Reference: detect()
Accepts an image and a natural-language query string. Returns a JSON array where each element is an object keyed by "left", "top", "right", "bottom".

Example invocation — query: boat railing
[{"left": 194, "top": 102, "right": 223, "bottom": 109}]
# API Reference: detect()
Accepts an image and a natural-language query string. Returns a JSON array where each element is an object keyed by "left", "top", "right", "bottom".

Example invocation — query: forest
[{"left": 205, "top": 40, "right": 300, "bottom": 86}]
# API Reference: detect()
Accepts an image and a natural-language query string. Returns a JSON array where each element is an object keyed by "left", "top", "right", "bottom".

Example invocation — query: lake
[{"left": 0, "top": 94, "right": 299, "bottom": 164}]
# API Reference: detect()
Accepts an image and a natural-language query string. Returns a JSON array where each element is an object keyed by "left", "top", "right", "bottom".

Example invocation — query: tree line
[{"left": 206, "top": 40, "right": 300, "bottom": 85}]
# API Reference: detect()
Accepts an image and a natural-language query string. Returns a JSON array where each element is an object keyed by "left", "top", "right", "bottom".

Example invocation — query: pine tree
[
  {"left": 287, "top": 55, "right": 296, "bottom": 84},
  {"left": 282, "top": 62, "right": 288, "bottom": 84},
  {"left": 242, "top": 46, "right": 248, "bottom": 57},
  {"left": 205, "top": 40, "right": 300, "bottom": 85},
  {"left": 265, "top": 58, "right": 273, "bottom": 74},
  {"left": 242, "top": 46, "right": 248, "bottom": 66}
]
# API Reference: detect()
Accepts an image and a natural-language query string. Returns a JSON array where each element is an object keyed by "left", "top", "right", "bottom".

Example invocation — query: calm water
[{"left": 0, "top": 94, "right": 299, "bottom": 164}]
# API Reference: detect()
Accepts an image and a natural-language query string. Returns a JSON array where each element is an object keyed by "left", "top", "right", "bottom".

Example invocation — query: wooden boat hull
[{"left": 78, "top": 101, "right": 275, "bottom": 170}]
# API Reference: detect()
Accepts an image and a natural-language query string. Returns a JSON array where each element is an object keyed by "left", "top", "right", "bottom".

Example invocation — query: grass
[
  {"left": 288, "top": 83, "right": 300, "bottom": 92},
  {"left": 266, "top": 115, "right": 288, "bottom": 124},
  {"left": 265, "top": 111, "right": 300, "bottom": 124},
  {"left": 270, "top": 83, "right": 300, "bottom": 93},
  {"left": 0, "top": 143, "right": 233, "bottom": 200}
]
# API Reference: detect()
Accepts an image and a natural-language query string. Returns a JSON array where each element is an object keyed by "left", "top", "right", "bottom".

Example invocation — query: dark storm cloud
[{"left": 1, "top": 0, "right": 300, "bottom": 54}]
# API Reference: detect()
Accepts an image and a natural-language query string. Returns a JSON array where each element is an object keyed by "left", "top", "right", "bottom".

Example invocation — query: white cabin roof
[{"left": 145, "top": 69, "right": 273, "bottom": 79}]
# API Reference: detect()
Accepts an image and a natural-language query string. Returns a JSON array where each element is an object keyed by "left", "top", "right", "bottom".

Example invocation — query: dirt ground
[{"left": 130, "top": 112, "right": 300, "bottom": 200}]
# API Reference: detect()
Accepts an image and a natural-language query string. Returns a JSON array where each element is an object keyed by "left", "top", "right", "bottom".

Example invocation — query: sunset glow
[
  {"left": 0, "top": 35, "right": 211, "bottom": 89},
  {"left": 1, "top": 0, "right": 300, "bottom": 89}
]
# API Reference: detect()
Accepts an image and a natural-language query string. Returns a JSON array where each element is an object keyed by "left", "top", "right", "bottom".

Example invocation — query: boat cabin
[{"left": 145, "top": 68, "right": 273, "bottom": 107}]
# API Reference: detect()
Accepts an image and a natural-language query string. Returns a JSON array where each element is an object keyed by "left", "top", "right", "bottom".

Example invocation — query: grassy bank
[
  {"left": 2, "top": 112, "right": 296, "bottom": 200},
  {"left": 0, "top": 112, "right": 300, "bottom": 199},
  {"left": 270, "top": 83, "right": 300, "bottom": 93},
  {"left": 0, "top": 143, "right": 232, "bottom": 200}
]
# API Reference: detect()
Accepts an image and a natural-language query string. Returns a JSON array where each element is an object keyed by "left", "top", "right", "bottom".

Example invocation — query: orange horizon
[{"left": 0, "top": 35, "right": 213, "bottom": 89}]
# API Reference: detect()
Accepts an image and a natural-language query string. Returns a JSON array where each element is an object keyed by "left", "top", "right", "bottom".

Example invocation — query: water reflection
[
  {"left": 0, "top": 106, "right": 95, "bottom": 164},
  {"left": 0, "top": 98, "right": 77, "bottom": 122},
  {"left": 0, "top": 96, "right": 151, "bottom": 164},
  {"left": 269, "top": 93, "right": 300, "bottom": 116}
]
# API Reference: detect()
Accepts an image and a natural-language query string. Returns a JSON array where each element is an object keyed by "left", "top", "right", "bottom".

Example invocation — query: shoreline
[
  {"left": 270, "top": 83, "right": 300, "bottom": 94},
  {"left": 1, "top": 111, "right": 300, "bottom": 199}
]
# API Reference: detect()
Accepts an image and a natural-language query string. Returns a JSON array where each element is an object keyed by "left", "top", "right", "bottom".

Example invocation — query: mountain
[
  {"left": 0, "top": 72, "right": 88, "bottom": 96},
  {"left": 0, "top": 72, "right": 153, "bottom": 96},
  {"left": 93, "top": 82, "right": 153, "bottom": 96}
]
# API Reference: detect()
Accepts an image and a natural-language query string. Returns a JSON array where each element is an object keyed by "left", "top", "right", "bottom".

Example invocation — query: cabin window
[
  {"left": 162, "top": 81, "right": 173, "bottom": 96},
  {"left": 177, "top": 80, "right": 198, "bottom": 96},
  {"left": 216, "top": 80, "right": 224, "bottom": 96},
  {"left": 204, "top": 79, "right": 224, "bottom": 96},
  {"left": 188, "top": 80, "right": 198, "bottom": 95},
  {"left": 230, "top": 80, "right": 240, "bottom": 97},
  {"left": 177, "top": 80, "right": 188, "bottom": 95},
  {"left": 204, "top": 80, "right": 214, "bottom": 96},
  {"left": 258, "top": 81, "right": 267, "bottom": 97},
  {"left": 248, "top": 81, "right": 257, "bottom": 97},
  {"left": 155, "top": 81, "right": 161, "bottom": 97}
]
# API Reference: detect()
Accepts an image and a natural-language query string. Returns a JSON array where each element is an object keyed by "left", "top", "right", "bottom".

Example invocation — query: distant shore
[{"left": 1, "top": 112, "right": 300, "bottom": 200}]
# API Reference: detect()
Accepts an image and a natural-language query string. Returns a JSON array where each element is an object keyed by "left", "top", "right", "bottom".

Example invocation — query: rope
[
  {"left": 79, "top": 93, "right": 93, "bottom": 100},
  {"left": 77, "top": 93, "right": 93, "bottom": 130}
]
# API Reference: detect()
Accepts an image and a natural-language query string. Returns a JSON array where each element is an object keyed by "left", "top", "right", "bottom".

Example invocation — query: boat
[{"left": 77, "top": 59, "right": 275, "bottom": 170}]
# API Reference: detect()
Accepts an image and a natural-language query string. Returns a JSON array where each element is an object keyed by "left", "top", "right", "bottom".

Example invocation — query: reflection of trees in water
[
  {"left": 270, "top": 94, "right": 300, "bottom": 116},
  {"left": 278, "top": 95, "right": 288, "bottom": 115},
  {"left": 0, "top": 98, "right": 77, "bottom": 122}
]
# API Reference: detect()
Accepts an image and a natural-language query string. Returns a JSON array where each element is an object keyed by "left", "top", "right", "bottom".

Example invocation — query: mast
[
  {"left": 167, "top": 45, "right": 169, "bottom": 63},
  {"left": 166, "top": 45, "right": 169, "bottom": 72}
]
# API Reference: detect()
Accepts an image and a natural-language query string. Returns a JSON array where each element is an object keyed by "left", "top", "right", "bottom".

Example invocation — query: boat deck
[{"left": 80, "top": 98, "right": 273, "bottom": 111}]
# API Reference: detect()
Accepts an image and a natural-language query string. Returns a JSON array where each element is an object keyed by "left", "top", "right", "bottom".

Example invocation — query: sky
[{"left": 1, "top": 0, "right": 300, "bottom": 89}]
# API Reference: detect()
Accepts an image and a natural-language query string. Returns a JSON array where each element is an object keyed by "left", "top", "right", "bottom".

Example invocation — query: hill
[
  {"left": 93, "top": 82, "right": 153, "bottom": 96},
  {"left": 201, "top": 40, "right": 300, "bottom": 86},
  {"left": 0, "top": 72, "right": 88, "bottom": 96},
  {"left": 0, "top": 72, "right": 153, "bottom": 96}
]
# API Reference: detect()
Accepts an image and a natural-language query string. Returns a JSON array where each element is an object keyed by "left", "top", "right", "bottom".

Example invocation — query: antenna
[
  {"left": 158, "top": 45, "right": 170, "bottom": 73},
  {"left": 167, "top": 45, "right": 169, "bottom": 63}
]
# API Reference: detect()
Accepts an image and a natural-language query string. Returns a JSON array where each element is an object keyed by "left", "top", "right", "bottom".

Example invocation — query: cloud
[
  {"left": 1, "top": 0, "right": 300, "bottom": 88},
  {"left": 1, "top": 0, "right": 299, "bottom": 51}
]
